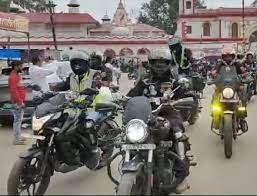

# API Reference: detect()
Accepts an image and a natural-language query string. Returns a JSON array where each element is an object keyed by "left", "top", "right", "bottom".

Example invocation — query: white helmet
[
  {"left": 70, "top": 50, "right": 90, "bottom": 61},
  {"left": 149, "top": 48, "right": 172, "bottom": 60}
]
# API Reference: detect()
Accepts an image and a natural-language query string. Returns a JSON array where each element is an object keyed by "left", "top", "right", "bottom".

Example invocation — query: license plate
[
  {"left": 122, "top": 144, "right": 156, "bottom": 151},
  {"left": 21, "top": 133, "right": 46, "bottom": 141}
]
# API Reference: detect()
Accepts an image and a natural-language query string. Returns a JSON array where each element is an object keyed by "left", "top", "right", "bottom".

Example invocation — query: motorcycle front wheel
[
  {"left": 223, "top": 114, "right": 233, "bottom": 159},
  {"left": 7, "top": 156, "right": 51, "bottom": 195}
]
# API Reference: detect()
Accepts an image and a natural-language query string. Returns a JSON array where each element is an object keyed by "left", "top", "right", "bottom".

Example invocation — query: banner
[
  {"left": 0, "top": 49, "right": 22, "bottom": 60},
  {"left": 0, "top": 12, "right": 29, "bottom": 33}
]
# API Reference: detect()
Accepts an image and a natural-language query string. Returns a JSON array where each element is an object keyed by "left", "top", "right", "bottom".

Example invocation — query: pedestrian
[
  {"left": 8, "top": 60, "right": 26, "bottom": 145},
  {"left": 29, "top": 56, "right": 54, "bottom": 97}
]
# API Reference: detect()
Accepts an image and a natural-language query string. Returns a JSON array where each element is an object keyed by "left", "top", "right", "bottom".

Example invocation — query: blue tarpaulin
[{"left": 0, "top": 49, "right": 21, "bottom": 60}]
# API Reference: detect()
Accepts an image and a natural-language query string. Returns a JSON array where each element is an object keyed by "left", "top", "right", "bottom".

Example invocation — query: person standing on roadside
[
  {"left": 8, "top": 61, "right": 26, "bottom": 145},
  {"left": 29, "top": 56, "right": 54, "bottom": 97}
]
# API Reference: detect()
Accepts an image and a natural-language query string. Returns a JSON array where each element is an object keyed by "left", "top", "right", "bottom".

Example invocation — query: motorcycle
[
  {"left": 107, "top": 95, "right": 196, "bottom": 195},
  {"left": 7, "top": 87, "right": 122, "bottom": 195},
  {"left": 210, "top": 74, "right": 248, "bottom": 158},
  {"left": 243, "top": 67, "right": 257, "bottom": 101}
]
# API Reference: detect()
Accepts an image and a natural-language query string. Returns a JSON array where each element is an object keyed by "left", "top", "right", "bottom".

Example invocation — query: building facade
[
  {"left": 177, "top": 0, "right": 257, "bottom": 57},
  {"left": 0, "top": 0, "right": 169, "bottom": 59}
]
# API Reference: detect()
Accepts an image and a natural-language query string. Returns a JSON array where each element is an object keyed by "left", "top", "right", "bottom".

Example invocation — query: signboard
[
  {"left": 0, "top": 12, "right": 29, "bottom": 33},
  {"left": 0, "top": 49, "right": 22, "bottom": 60}
]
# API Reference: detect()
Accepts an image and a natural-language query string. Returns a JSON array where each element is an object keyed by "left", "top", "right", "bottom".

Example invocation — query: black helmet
[
  {"left": 70, "top": 51, "right": 90, "bottom": 76},
  {"left": 90, "top": 52, "right": 102, "bottom": 70}
]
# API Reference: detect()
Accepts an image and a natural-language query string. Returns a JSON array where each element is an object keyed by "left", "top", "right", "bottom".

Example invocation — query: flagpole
[{"left": 242, "top": 0, "right": 246, "bottom": 52}]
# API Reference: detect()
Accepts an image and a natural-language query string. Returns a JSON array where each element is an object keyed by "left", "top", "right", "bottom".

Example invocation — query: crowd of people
[{"left": 6, "top": 39, "right": 257, "bottom": 146}]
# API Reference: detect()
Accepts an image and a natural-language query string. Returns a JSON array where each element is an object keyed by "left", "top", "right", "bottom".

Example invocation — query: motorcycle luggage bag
[{"left": 123, "top": 96, "right": 152, "bottom": 124}]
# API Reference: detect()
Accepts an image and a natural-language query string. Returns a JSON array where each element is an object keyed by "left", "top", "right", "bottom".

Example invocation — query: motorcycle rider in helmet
[
  {"left": 56, "top": 50, "right": 98, "bottom": 93},
  {"left": 127, "top": 48, "right": 190, "bottom": 193},
  {"left": 168, "top": 37, "right": 193, "bottom": 76},
  {"left": 211, "top": 47, "right": 247, "bottom": 128},
  {"left": 243, "top": 51, "right": 257, "bottom": 95},
  {"left": 54, "top": 50, "right": 102, "bottom": 169}
]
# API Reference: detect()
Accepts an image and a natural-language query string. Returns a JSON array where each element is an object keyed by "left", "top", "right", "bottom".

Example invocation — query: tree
[
  {"left": 0, "top": 0, "right": 47, "bottom": 12},
  {"left": 138, "top": 0, "right": 206, "bottom": 35}
]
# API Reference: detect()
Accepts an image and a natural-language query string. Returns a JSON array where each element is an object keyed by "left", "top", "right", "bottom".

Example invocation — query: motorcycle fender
[
  {"left": 224, "top": 111, "right": 234, "bottom": 115},
  {"left": 19, "top": 148, "right": 44, "bottom": 159},
  {"left": 122, "top": 156, "right": 144, "bottom": 172}
]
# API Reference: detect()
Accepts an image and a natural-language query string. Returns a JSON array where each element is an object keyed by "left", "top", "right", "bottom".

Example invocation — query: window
[
  {"left": 186, "top": 1, "right": 192, "bottom": 9},
  {"left": 232, "top": 23, "right": 239, "bottom": 38},
  {"left": 186, "top": 26, "right": 192, "bottom": 34},
  {"left": 203, "top": 22, "right": 211, "bottom": 36}
]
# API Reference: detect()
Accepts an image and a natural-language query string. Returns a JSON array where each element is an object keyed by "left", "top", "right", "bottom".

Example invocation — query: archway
[
  {"left": 120, "top": 48, "right": 133, "bottom": 56},
  {"left": 137, "top": 48, "right": 150, "bottom": 55},
  {"left": 232, "top": 23, "right": 239, "bottom": 38},
  {"left": 104, "top": 49, "right": 116, "bottom": 58}
]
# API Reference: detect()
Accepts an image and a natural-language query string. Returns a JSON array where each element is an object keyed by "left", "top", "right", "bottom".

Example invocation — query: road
[{"left": 1, "top": 75, "right": 257, "bottom": 194}]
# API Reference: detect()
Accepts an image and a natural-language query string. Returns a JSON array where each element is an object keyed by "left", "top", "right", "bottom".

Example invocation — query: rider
[
  {"left": 128, "top": 48, "right": 190, "bottom": 193},
  {"left": 168, "top": 37, "right": 193, "bottom": 76},
  {"left": 212, "top": 47, "right": 247, "bottom": 116},
  {"left": 56, "top": 50, "right": 98, "bottom": 93},
  {"left": 244, "top": 51, "right": 257, "bottom": 95},
  {"left": 56, "top": 50, "right": 102, "bottom": 169}
]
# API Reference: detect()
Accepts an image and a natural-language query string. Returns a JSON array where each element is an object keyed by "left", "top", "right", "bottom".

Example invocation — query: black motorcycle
[
  {"left": 211, "top": 67, "right": 248, "bottom": 158},
  {"left": 107, "top": 96, "right": 196, "bottom": 195},
  {"left": 7, "top": 90, "right": 122, "bottom": 195}
]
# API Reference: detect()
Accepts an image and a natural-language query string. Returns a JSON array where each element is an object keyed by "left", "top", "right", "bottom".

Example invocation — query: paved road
[{"left": 1, "top": 76, "right": 257, "bottom": 194}]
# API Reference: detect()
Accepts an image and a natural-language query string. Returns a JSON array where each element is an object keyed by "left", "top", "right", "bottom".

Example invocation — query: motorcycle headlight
[
  {"left": 32, "top": 114, "right": 53, "bottom": 131},
  {"left": 222, "top": 88, "right": 234, "bottom": 99},
  {"left": 126, "top": 119, "right": 148, "bottom": 143},
  {"left": 178, "top": 78, "right": 190, "bottom": 89}
]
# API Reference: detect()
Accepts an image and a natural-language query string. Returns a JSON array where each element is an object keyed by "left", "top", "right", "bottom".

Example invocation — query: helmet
[
  {"left": 168, "top": 37, "right": 182, "bottom": 51},
  {"left": 149, "top": 48, "right": 172, "bottom": 60},
  {"left": 168, "top": 37, "right": 181, "bottom": 46},
  {"left": 221, "top": 47, "right": 236, "bottom": 64},
  {"left": 70, "top": 51, "right": 90, "bottom": 76},
  {"left": 90, "top": 52, "right": 102, "bottom": 70},
  {"left": 221, "top": 47, "right": 236, "bottom": 56},
  {"left": 149, "top": 49, "right": 172, "bottom": 75}
]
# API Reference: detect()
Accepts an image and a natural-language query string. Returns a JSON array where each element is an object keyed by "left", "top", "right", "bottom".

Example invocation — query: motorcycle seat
[{"left": 95, "top": 103, "right": 117, "bottom": 113}]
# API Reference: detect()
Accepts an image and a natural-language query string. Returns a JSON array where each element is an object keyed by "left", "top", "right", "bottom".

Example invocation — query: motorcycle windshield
[
  {"left": 35, "top": 94, "right": 66, "bottom": 118},
  {"left": 215, "top": 66, "right": 239, "bottom": 88},
  {"left": 123, "top": 96, "right": 152, "bottom": 124}
]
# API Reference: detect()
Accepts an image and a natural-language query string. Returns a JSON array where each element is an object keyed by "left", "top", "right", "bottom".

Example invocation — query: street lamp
[{"left": 45, "top": 0, "right": 58, "bottom": 50}]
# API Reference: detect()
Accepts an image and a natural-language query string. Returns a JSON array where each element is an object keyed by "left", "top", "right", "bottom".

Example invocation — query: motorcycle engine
[
  {"left": 151, "top": 117, "right": 171, "bottom": 142},
  {"left": 154, "top": 158, "right": 175, "bottom": 191}
]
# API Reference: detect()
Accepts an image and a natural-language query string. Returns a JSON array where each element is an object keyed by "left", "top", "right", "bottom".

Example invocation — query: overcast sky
[{"left": 54, "top": 0, "right": 254, "bottom": 21}]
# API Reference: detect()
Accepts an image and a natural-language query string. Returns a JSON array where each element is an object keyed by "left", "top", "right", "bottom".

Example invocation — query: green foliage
[
  {"left": 138, "top": 0, "right": 206, "bottom": 34},
  {"left": 0, "top": 0, "right": 47, "bottom": 12}
]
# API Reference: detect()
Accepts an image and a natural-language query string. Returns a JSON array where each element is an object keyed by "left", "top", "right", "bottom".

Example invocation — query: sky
[{"left": 54, "top": 0, "right": 254, "bottom": 21}]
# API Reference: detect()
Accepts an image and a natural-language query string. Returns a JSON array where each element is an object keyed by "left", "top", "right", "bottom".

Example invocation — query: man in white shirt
[
  {"left": 29, "top": 57, "right": 54, "bottom": 97},
  {"left": 104, "top": 57, "right": 121, "bottom": 86}
]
